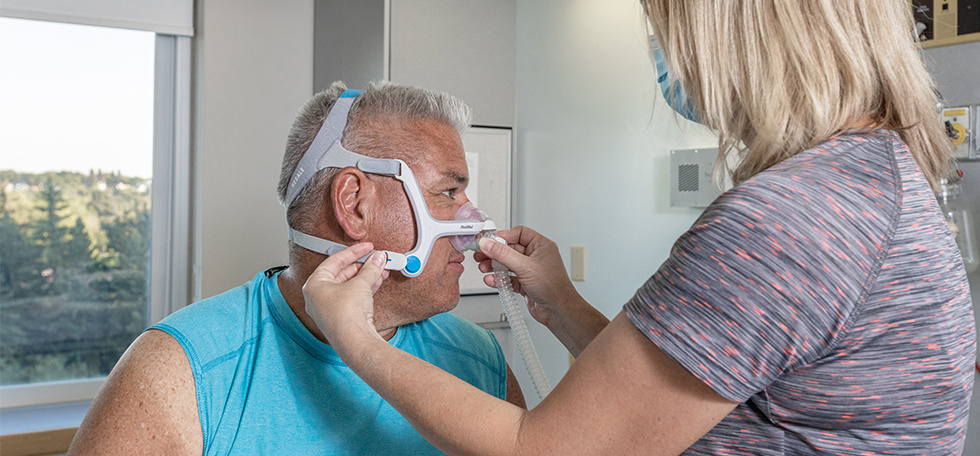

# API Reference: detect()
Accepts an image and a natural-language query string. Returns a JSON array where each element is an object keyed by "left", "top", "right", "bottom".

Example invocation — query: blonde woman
[{"left": 303, "top": 1, "right": 974, "bottom": 454}]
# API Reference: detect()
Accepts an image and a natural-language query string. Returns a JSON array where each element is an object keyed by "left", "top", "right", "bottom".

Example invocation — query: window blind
[{"left": 0, "top": 0, "right": 193, "bottom": 36}]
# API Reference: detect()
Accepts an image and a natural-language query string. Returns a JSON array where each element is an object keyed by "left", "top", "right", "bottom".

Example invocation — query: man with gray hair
[{"left": 69, "top": 81, "right": 525, "bottom": 455}]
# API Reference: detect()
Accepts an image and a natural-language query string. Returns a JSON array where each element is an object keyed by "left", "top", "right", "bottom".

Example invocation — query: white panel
[
  {"left": 458, "top": 127, "right": 512, "bottom": 295},
  {"left": 198, "top": 0, "right": 311, "bottom": 298},
  {"left": 0, "top": 0, "right": 193, "bottom": 36},
  {"left": 389, "top": 0, "right": 516, "bottom": 127},
  {"left": 313, "top": 0, "right": 386, "bottom": 92}
]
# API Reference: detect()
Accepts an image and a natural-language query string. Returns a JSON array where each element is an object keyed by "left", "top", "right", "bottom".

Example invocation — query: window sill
[
  {"left": 0, "top": 427, "right": 77, "bottom": 456},
  {"left": 0, "top": 401, "right": 90, "bottom": 435}
]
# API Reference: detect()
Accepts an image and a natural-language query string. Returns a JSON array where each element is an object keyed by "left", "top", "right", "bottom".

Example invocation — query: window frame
[{"left": 0, "top": 30, "right": 192, "bottom": 410}]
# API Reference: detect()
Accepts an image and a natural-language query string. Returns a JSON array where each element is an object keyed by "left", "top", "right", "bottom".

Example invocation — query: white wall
[
  {"left": 194, "top": 0, "right": 312, "bottom": 299},
  {"left": 512, "top": 0, "right": 718, "bottom": 403}
]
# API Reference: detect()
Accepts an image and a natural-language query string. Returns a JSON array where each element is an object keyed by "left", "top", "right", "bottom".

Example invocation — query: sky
[{"left": 0, "top": 17, "right": 155, "bottom": 178}]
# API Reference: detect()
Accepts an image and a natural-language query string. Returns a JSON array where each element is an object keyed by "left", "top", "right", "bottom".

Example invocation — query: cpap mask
[{"left": 282, "top": 89, "right": 498, "bottom": 277}]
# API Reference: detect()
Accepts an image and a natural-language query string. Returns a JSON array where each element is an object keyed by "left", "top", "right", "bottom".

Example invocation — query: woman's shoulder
[{"left": 714, "top": 130, "right": 903, "bottom": 220}]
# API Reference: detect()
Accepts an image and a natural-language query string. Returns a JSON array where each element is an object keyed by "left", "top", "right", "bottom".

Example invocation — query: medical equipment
[
  {"left": 937, "top": 170, "right": 979, "bottom": 273},
  {"left": 648, "top": 34, "right": 700, "bottom": 123},
  {"left": 451, "top": 203, "right": 553, "bottom": 400},
  {"left": 912, "top": 0, "right": 980, "bottom": 49},
  {"left": 282, "top": 89, "right": 497, "bottom": 277},
  {"left": 942, "top": 105, "right": 978, "bottom": 159}
]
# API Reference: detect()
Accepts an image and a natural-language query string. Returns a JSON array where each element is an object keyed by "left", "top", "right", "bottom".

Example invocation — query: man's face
[{"left": 367, "top": 118, "right": 471, "bottom": 329}]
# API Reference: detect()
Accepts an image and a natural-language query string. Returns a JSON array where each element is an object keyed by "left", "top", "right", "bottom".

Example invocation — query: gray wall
[
  {"left": 194, "top": 0, "right": 311, "bottom": 298},
  {"left": 388, "top": 0, "right": 516, "bottom": 127},
  {"left": 313, "top": 0, "right": 385, "bottom": 93},
  {"left": 923, "top": 39, "right": 980, "bottom": 456}
]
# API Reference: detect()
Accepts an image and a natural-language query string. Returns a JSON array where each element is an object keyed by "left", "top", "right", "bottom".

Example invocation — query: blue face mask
[{"left": 649, "top": 34, "right": 700, "bottom": 123}]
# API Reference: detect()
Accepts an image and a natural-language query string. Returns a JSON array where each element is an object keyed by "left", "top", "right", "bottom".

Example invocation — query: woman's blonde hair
[{"left": 642, "top": 0, "right": 952, "bottom": 189}]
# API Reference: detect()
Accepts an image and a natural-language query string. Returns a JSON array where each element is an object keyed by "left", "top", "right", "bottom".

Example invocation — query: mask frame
[{"left": 282, "top": 89, "right": 496, "bottom": 277}]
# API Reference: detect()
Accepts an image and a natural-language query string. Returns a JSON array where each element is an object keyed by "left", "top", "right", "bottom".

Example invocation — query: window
[
  {"left": 0, "top": 14, "right": 191, "bottom": 410},
  {"left": 1, "top": 16, "right": 154, "bottom": 387}
]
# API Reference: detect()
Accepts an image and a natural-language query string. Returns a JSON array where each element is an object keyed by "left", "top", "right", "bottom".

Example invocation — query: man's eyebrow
[{"left": 443, "top": 170, "right": 468, "bottom": 185}]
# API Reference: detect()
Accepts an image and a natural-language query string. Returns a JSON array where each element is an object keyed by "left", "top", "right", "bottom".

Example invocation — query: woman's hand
[
  {"left": 474, "top": 226, "right": 585, "bottom": 328},
  {"left": 303, "top": 242, "right": 389, "bottom": 354}
]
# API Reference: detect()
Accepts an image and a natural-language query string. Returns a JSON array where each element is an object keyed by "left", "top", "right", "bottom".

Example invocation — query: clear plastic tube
[
  {"left": 491, "top": 257, "right": 553, "bottom": 399},
  {"left": 450, "top": 202, "right": 552, "bottom": 399}
]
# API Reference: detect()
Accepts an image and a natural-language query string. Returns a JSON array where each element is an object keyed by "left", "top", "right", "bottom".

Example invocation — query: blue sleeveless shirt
[{"left": 151, "top": 270, "right": 507, "bottom": 455}]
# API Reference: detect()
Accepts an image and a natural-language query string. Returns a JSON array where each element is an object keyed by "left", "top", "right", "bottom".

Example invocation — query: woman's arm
[{"left": 304, "top": 245, "right": 739, "bottom": 455}]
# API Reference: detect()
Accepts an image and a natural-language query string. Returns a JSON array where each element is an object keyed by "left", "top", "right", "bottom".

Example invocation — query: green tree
[
  {"left": 104, "top": 208, "right": 149, "bottom": 271},
  {"left": 30, "top": 178, "right": 71, "bottom": 294},
  {"left": 0, "top": 188, "right": 45, "bottom": 299},
  {"left": 91, "top": 206, "right": 149, "bottom": 303},
  {"left": 88, "top": 185, "right": 114, "bottom": 220},
  {"left": 63, "top": 217, "right": 91, "bottom": 269},
  {"left": 33, "top": 179, "right": 70, "bottom": 265}
]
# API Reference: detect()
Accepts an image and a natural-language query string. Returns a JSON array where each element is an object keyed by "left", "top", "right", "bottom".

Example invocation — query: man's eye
[{"left": 442, "top": 189, "right": 456, "bottom": 199}]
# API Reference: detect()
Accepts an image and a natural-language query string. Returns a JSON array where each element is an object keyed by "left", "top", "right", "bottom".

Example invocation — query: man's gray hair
[{"left": 277, "top": 80, "right": 471, "bottom": 233}]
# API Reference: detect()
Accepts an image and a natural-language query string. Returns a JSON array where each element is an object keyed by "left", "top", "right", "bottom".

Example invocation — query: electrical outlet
[{"left": 570, "top": 245, "right": 586, "bottom": 281}]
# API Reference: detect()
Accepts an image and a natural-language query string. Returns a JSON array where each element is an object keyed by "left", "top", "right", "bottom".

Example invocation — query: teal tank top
[{"left": 151, "top": 270, "right": 507, "bottom": 455}]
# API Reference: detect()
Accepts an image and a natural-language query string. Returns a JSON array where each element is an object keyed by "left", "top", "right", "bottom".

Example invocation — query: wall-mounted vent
[
  {"left": 678, "top": 164, "right": 700, "bottom": 192},
  {"left": 670, "top": 148, "right": 721, "bottom": 207}
]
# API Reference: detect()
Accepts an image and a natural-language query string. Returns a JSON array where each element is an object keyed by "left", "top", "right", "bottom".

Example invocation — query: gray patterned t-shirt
[{"left": 626, "top": 130, "right": 975, "bottom": 455}]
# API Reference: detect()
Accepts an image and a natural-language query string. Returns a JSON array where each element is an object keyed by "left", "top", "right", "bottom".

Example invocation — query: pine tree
[
  {"left": 0, "top": 187, "right": 45, "bottom": 299},
  {"left": 64, "top": 217, "right": 91, "bottom": 269},
  {"left": 31, "top": 178, "right": 70, "bottom": 293},
  {"left": 103, "top": 207, "right": 150, "bottom": 271}
]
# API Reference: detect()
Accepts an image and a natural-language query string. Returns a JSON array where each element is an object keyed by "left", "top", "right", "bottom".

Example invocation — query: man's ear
[{"left": 331, "top": 168, "right": 376, "bottom": 240}]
